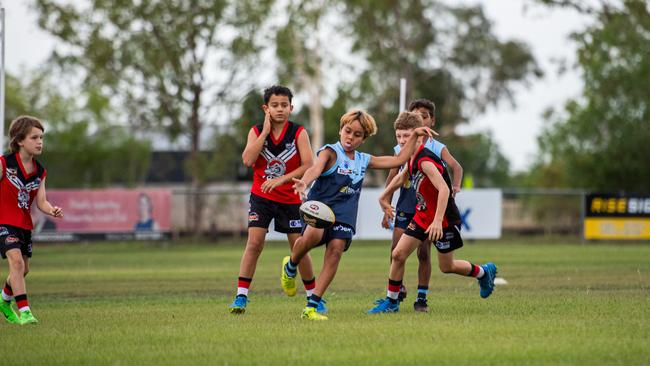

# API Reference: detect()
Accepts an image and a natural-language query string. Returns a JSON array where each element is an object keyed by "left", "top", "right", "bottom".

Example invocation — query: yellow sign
[{"left": 584, "top": 218, "right": 650, "bottom": 240}]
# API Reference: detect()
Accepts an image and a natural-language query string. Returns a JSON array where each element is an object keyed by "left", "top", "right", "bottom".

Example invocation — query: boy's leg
[
  {"left": 414, "top": 239, "right": 432, "bottom": 312},
  {"left": 229, "top": 227, "right": 267, "bottom": 313},
  {"left": 301, "top": 239, "right": 346, "bottom": 321},
  {"left": 437, "top": 251, "right": 497, "bottom": 298},
  {"left": 391, "top": 227, "right": 408, "bottom": 302},
  {"left": 368, "top": 234, "right": 421, "bottom": 314},
  {"left": 287, "top": 233, "right": 316, "bottom": 297},
  {"left": 282, "top": 227, "right": 323, "bottom": 297},
  {"left": 6, "top": 250, "right": 36, "bottom": 324}
]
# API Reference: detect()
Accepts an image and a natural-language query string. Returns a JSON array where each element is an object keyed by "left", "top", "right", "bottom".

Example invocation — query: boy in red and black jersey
[
  {"left": 229, "top": 85, "right": 320, "bottom": 314},
  {"left": 0, "top": 116, "right": 64, "bottom": 325},
  {"left": 369, "top": 133, "right": 497, "bottom": 314}
]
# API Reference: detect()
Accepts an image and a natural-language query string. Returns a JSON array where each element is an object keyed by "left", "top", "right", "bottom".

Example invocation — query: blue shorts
[
  {"left": 304, "top": 222, "right": 354, "bottom": 252},
  {"left": 0, "top": 225, "right": 32, "bottom": 259},
  {"left": 394, "top": 211, "right": 415, "bottom": 230}
]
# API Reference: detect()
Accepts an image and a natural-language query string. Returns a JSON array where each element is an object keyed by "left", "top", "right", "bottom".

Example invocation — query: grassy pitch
[{"left": 2, "top": 239, "right": 649, "bottom": 365}]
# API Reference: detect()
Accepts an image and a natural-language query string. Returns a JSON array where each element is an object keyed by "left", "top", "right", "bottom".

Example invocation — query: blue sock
[
  {"left": 307, "top": 294, "right": 321, "bottom": 309},
  {"left": 417, "top": 285, "right": 428, "bottom": 300},
  {"left": 285, "top": 258, "right": 298, "bottom": 278}
]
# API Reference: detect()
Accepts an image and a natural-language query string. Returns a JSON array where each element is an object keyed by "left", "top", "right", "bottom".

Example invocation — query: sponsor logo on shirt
[{"left": 289, "top": 220, "right": 302, "bottom": 228}]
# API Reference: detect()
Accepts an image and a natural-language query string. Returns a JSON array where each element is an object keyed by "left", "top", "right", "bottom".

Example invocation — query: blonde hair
[
  {"left": 9, "top": 115, "right": 45, "bottom": 153},
  {"left": 339, "top": 110, "right": 377, "bottom": 139},
  {"left": 393, "top": 111, "right": 423, "bottom": 131}
]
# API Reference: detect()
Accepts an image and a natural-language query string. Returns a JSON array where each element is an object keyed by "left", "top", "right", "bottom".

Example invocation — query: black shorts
[
  {"left": 247, "top": 193, "right": 303, "bottom": 234},
  {"left": 0, "top": 225, "right": 32, "bottom": 259},
  {"left": 404, "top": 221, "right": 463, "bottom": 253},
  {"left": 304, "top": 222, "right": 354, "bottom": 252},
  {"left": 394, "top": 211, "right": 415, "bottom": 230}
]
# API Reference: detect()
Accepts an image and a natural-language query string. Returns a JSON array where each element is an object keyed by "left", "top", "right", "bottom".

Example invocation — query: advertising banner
[
  {"left": 33, "top": 189, "right": 171, "bottom": 241},
  {"left": 584, "top": 193, "right": 650, "bottom": 240},
  {"left": 268, "top": 188, "right": 502, "bottom": 241}
]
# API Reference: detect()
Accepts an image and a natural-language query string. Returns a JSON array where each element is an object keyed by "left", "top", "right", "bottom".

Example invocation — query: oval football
[{"left": 299, "top": 200, "right": 335, "bottom": 229}]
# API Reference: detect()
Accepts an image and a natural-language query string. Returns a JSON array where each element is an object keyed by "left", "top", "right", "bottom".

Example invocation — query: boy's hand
[
  {"left": 413, "top": 126, "right": 438, "bottom": 138},
  {"left": 379, "top": 199, "right": 395, "bottom": 221},
  {"left": 51, "top": 206, "right": 64, "bottom": 218},
  {"left": 425, "top": 219, "right": 443, "bottom": 241},
  {"left": 261, "top": 108, "right": 271, "bottom": 136},
  {"left": 452, "top": 185, "right": 461, "bottom": 197},
  {"left": 292, "top": 178, "right": 308, "bottom": 200},
  {"left": 261, "top": 177, "right": 285, "bottom": 193}
]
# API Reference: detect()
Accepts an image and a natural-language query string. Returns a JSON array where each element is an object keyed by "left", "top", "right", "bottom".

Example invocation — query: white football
[{"left": 300, "top": 200, "right": 336, "bottom": 228}]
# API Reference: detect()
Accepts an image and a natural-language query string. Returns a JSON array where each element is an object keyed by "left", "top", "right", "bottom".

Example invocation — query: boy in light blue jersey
[
  {"left": 281, "top": 110, "right": 435, "bottom": 320},
  {"left": 381, "top": 99, "right": 463, "bottom": 312}
]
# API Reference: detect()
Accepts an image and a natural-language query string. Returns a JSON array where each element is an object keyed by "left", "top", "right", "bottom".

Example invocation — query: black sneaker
[
  {"left": 413, "top": 298, "right": 429, "bottom": 312},
  {"left": 397, "top": 285, "right": 407, "bottom": 302}
]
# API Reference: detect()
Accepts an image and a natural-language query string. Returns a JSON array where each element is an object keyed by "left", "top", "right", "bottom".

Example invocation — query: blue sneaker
[
  {"left": 478, "top": 263, "right": 497, "bottom": 298},
  {"left": 229, "top": 295, "right": 248, "bottom": 314},
  {"left": 316, "top": 298, "right": 328, "bottom": 314},
  {"left": 367, "top": 298, "right": 399, "bottom": 314}
]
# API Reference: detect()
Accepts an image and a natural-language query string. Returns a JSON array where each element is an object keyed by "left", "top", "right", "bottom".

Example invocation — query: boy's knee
[{"left": 391, "top": 250, "right": 407, "bottom": 265}]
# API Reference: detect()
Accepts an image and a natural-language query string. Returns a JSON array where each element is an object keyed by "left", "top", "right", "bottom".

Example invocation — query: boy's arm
[
  {"left": 241, "top": 111, "right": 271, "bottom": 167},
  {"left": 380, "top": 167, "right": 399, "bottom": 228},
  {"left": 440, "top": 147, "right": 463, "bottom": 196},
  {"left": 261, "top": 129, "right": 314, "bottom": 193},
  {"left": 35, "top": 179, "right": 63, "bottom": 218},
  {"left": 292, "top": 148, "right": 335, "bottom": 200},
  {"left": 379, "top": 169, "right": 408, "bottom": 223},
  {"left": 368, "top": 127, "right": 436, "bottom": 169},
  {"left": 420, "top": 161, "right": 449, "bottom": 241}
]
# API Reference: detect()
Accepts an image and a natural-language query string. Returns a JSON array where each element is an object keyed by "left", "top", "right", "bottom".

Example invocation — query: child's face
[
  {"left": 264, "top": 94, "right": 293, "bottom": 123},
  {"left": 19, "top": 127, "right": 44, "bottom": 156},
  {"left": 395, "top": 129, "right": 414, "bottom": 148},
  {"left": 412, "top": 107, "right": 433, "bottom": 128},
  {"left": 339, "top": 120, "right": 365, "bottom": 152}
]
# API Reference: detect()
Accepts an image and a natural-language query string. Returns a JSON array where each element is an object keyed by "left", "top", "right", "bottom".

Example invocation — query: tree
[
  {"left": 34, "top": 0, "right": 274, "bottom": 231},
  {"left": 4, "top": 70, "right": 150, "bottom": 187},
  {"left": 335, "top": 1, "right": 541, "bottom": 185},
  {"left": 534, "top": 0, "right": 650, "bottom": 191}
]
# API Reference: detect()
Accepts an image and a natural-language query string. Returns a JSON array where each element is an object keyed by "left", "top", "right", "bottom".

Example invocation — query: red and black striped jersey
[
  {"left": 0, "top": 153, "right": 47, "bottom": 230},
  {"left": 409, "top": 145, "right": 461, "bottom": 229},
  {"left": 250, "top": 121, "right": 305, "bottom": 204}
]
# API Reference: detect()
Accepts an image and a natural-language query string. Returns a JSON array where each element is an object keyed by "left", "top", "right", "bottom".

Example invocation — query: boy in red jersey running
[
  {"left": 0, "top": 116, "right": 64, "bottom": 325},
  {"left": 229, "top": 85, "right": 320, "bottom": 314},
  {"left": 368, "top": 131, "right": 496, "bottom": 314}
]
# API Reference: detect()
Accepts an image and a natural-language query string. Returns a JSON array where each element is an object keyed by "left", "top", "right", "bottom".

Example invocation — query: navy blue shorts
[
  {"left": 304, "top": 222, "right": 354, "bottom": 252},
  {"left": 404, "top": 221, "right": 463, "bottom": 254},
  {"left": 247, "top": 193, "right": 303, "bottom": 234},
  {"left": 394, "top": 210, "right": 415, "bottom": 230},
  {"left": 0, "top": 225, "right": 32, "bottom": 259}
]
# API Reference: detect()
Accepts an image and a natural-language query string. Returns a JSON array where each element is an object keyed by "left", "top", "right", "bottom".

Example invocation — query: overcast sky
[{"left": 2, "top": 1, "right": 589, "bottom": 172}]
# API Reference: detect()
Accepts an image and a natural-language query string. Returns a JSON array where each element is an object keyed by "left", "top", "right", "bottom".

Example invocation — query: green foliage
[
  {"left": 4, "top": 241, "right": 649, "bottom": 365},
  {"left": 534, "top": 1, "right": 650, "bottom": 191},
  {"left": 34, "top": 0, "right": 273, "bottom": 184},
  {"left": 3, "top": 71, "right": 151, "bottom": 188}
]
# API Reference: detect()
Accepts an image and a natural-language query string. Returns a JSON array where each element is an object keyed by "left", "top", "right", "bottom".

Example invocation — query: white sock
[
  {"left": 237, "top": 287, "right": 249, "bottom": 297},
  {"left": 1, "top": 290, "right": 12, "bottom": 302}
]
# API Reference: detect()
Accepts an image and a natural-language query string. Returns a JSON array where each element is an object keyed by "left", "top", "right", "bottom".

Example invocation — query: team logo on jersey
[
  {"left": 416, "top": 192, "right": 427, "bottom": 211},
  {"left": 339, "top": 186, "right": 358, "bottom": 195},
  {"left": 261, "top": 141, "right": 298, "bottom": 180},
  {"left": 337, "top": 160, "right": 354, "bottom": 176},
  {"left": 5, "top": 167, "right": 41, "bottom": 210},
  {"left": 264, "top": 158, "right": 286, "bottom": 180}
]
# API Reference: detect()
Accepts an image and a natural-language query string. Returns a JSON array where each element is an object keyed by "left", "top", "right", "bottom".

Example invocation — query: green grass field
[{"left": 2, "top": 239, "right": 649, "bottom": 365}]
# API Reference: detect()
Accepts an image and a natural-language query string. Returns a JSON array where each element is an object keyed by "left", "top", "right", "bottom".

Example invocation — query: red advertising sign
[{"left": 32, "top": 189, "right": 171, "bottom": 240}]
